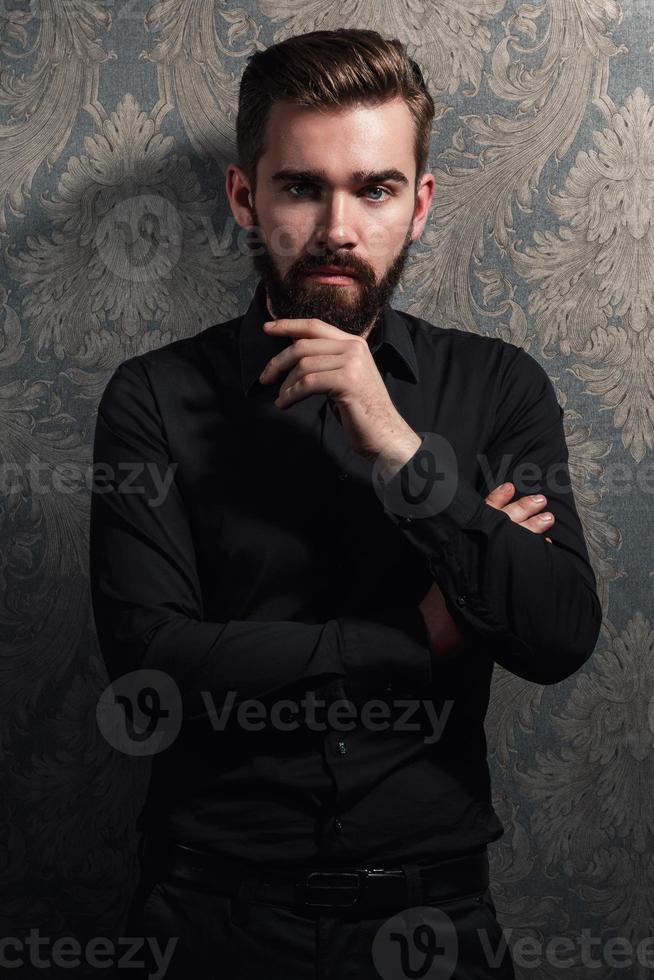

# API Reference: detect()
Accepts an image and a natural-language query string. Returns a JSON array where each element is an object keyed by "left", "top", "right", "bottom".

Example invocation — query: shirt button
[
  {"left": 399, "top": 515, "right": 413, "bottom": 527},
  {"left": 334, "top": 818, "right": 343, "bottom": 831},
  {"left": 337, "top": 739, "right": 348, "bottom": 755},
  {"left": 456, "top": 594, "right": 468, "bottom": 606},
  {"left": 337, "top": 471, "right": 348, "bottom": 481}
]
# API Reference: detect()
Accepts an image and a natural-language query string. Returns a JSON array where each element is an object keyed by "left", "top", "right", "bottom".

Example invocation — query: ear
[
  {"left": 225, "top": 164, "right": 255, "bottom": 229},
  {"left": 411, "top": 172, "right": 435, "bottom": 242}
]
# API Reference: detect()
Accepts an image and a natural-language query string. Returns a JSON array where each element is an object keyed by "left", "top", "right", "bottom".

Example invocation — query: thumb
[{"left": 485, "top": 481, "right": 514, "bottom": 508}]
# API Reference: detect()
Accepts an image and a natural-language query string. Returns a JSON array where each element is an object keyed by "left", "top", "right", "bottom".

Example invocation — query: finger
[
  {"left": 263, "top": 317, "right": 347, "bottom": 340},
  {"left": 485, "top": 482, "right": 514, "bottom": 508},
  {"left": 275, "top": 367, "right": 342, "bottom": 409},
  {"left": 260, "top": 339, "right": 345, "bottom": 383},
  {"left": 517, "top": 513, "right": 555, "bottom": 534},
  {"left": 501, "top": 494, "right": 548, "bottom": 523},
  {"left": 277, "top": 355, "right": 344, "bottom": 397},
  {"left": 545, "top": 537, "right": 552, "bottom": 544}
]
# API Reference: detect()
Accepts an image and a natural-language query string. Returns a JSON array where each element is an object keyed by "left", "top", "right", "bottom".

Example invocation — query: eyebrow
[{"left": 270, "top": 167, "right": 410, "bottom": 187}]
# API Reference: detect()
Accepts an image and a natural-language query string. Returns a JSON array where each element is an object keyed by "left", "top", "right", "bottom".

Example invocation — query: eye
[
  {"left": 283, "top": 182, "right": 392, "bottom": 204},
  {"left": 364, "top": 186, "right": 392, "bottom": 203},
  {"left": 286, "top": 182, "right": 317, "bottom": 198}
]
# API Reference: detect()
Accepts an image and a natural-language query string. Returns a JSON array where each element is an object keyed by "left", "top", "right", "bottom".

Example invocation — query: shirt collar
[{"left": 239, "top": 277, "right": 420, "bottom": 396}]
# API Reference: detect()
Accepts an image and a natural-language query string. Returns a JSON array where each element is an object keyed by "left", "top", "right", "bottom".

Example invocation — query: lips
[{"left": 309, "top": 266, "right": 358, "bottom": 277}]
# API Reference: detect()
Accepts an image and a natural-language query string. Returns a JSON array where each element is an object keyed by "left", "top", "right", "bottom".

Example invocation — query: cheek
[
  {"left": 262, "top": 206, "right": 315, "bottom": 258},
  {"left": 364, "top": 216, "right": 409, "bottom": 266}
]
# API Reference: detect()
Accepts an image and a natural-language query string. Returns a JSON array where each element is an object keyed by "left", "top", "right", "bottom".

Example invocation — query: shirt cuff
[{"left": 377, "top": 432, "right": 485, "bottom": 544}]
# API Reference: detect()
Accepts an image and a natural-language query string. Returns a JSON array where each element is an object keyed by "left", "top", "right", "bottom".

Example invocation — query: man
[{"left": 90, "top": 28, "right": 602, "bottom": 980}]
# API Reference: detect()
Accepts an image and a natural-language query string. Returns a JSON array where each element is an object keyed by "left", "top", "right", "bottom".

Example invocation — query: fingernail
[{"left": 539, "top": 513, "right": 553, "bottom": 521}]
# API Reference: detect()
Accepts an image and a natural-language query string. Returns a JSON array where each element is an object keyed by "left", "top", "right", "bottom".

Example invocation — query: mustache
[{"left": 291, "top": 258, "right": 373, "bottom": 281}]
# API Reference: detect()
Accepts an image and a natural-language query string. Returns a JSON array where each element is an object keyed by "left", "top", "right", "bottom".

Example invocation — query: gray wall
[{"left": 0, "top": 1, "right": 651, "bottom": 977}]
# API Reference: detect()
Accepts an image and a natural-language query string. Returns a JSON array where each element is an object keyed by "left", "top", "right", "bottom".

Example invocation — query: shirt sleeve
[
  {"left": 379, "top": 345, "right": 602, "bottom": 685},
  {"left": 89, "top": 358, "right": 432, "bottom": 722}
]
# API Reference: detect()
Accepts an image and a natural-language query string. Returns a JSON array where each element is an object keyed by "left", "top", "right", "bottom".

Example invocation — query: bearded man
[{"left": 90, "top": 26, "right": 601, "bottom": 980}]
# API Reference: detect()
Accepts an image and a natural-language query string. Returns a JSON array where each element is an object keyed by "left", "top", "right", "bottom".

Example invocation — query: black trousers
[{"left": 123, "top": 866, "right": 516, "bottom": 980}]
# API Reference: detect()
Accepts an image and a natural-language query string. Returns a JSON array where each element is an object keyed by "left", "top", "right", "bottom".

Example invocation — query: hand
[
  {"left": 418, "top": 483, "right": 555, "bottom": 660},
  {"left": 484, "top": 481, "right": 554, "bottom": 544},
  {"left": 259, "top": 318, "right": 419, "bottom": 463}
]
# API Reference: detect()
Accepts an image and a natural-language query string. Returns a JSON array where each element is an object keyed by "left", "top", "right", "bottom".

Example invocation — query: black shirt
[{"left": 89, "top": 276, "right": 602, "bottom": 868}]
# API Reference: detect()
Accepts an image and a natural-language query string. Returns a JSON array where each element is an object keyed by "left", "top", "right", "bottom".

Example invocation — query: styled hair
[{"left": 236, "top": 28, "right": 435, "bottom": 197}]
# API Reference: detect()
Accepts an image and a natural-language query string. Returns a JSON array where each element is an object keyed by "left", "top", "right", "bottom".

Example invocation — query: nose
[{"left": 312, "top": 190, "right": 359, "bottom": 255}]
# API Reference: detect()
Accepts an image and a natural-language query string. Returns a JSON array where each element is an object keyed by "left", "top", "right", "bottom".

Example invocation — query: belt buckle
[{"left": 298, "top": 869, "right": 366, "bottom": 909}]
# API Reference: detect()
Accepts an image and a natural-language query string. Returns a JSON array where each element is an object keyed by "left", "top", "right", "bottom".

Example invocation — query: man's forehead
[{"left": 261, "top": 99, "right": 415, "bottom": 177}]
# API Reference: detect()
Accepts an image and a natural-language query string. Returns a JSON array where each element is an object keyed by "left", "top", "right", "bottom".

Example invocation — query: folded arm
[
  {"left": 89, "top": 359, "right": 433, "bottom": 722},
  {"left": 379, "top": 347, "right": 602, "bottom": 685}
]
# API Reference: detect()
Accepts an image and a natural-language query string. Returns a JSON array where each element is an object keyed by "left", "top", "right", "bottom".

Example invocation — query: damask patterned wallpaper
[{"left": 0, "top": 1, "right": 652, "bottom": 977}]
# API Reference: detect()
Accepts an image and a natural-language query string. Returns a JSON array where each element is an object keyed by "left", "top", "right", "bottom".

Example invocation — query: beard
[{"left": 248, "top": 206, "right": 415, "bottom": 338}]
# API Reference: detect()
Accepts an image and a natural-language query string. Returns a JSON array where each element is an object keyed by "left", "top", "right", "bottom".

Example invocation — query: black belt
[{"left": 138, "top": 835, "right": 490, "bottom": 922}]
